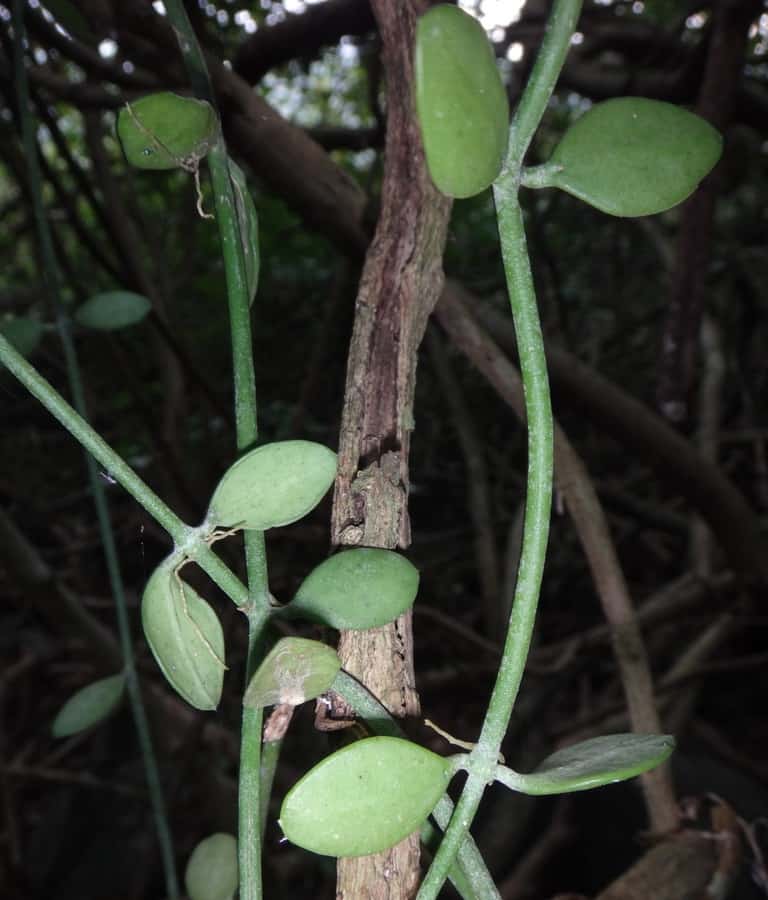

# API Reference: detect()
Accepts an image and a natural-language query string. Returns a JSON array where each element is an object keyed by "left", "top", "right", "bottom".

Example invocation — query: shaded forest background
[{"left": 1, "top": 0, "right": 767, "bottom": 897}]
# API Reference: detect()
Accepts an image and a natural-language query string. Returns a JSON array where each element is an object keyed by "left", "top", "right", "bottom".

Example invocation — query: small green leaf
[
  {"left": 207, "top": 441, "right": 337, "bottom": 531},
  {"left": 141, "top": 560, "right": 225, "bottom": 711},
  {"left": 548, "top": 98, "right": 722, "bottom": 217},
  {"left": 502, "top": 733, "right": 675, "bottom": 795},
  {"left": 228, "top": 159, "right": 260, "bottom": 306},
  {"left": 185, "top": 833, "right": 238, "bottom": 900},
  {"left": 288, "top": 548, "right": 419, "bottom": 630},
  {"left": 244, "top": 637, "right": 340, "bottom": 709},
  {"left": 75, "top": 291, "right": 151, "bottom": 331},
  {"left": 279, "top": 736, "right": 451, "bottom": 857},
  {"left": 117, "top": 92, "right": 217, "bottom": 170},
  {"left": 52, "top": 673, "right": 125, "bottom": 738},
  {"left": 0, "top": 317, "right": 43, "bottom": 357},
  {"left": 415, "top": 4, "right": 509, "bottom": 198}
]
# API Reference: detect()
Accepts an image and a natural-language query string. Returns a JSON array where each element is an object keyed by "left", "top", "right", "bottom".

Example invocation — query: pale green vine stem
[
  {"left": 416, "top": 1, "right": 582, "bottom": 896},
  {"left": 11, "top": 4, "right": 180, "bottom": 895},
  {"left": 0, "top": 334, "right": 249, "bottom": 607},
  {"left": 162, "top": 4, "right": 269, "bottom": 898}
]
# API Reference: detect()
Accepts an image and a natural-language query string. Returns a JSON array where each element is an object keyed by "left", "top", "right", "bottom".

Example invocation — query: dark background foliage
[{"left": 1, "top": 1, "right": 767, "bottom": 898}]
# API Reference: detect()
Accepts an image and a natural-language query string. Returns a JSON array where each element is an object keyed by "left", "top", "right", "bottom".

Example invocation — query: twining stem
[
  {"left": 11, "top": 5, "right": 179, "bottom": 896},
  {"left": 416, "top": 1, "right": 582, "bottom": 896},
  {"left": 0, "top": 335, "right": 249, "bottom": 606},
  {"left": 162, "top": 5, "right": 270, "bottom": 899},
  {"left": 331, "top": 671, "right": 500, "bottom": 900}
]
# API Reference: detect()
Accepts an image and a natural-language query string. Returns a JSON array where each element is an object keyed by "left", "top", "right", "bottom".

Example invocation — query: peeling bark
[{"left": 322, "top": 2, "right": 451, "bottom": 897}]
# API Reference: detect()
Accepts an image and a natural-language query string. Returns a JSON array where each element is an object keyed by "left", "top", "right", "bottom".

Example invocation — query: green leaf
[
  {"left": 548, "top": 98, "right": 722, "bottom": 217},
  {"left": 0, "top": 317, "right": 43, "bottom": 357},
  {"left": 243, "top": 637, "right": 340, "bottom": 709},
  {"left": 117, "top": 92, "right": 217, "bottom": 170},
  {"left": 415, "top": 4, "right": 509, "bottom": 199},
  {"left": 279, "top": 737, "right": 452, "bottom": 857},
  {"left": 141, "top": 560, "right": 225, "bottom": 711},
  {"left": 207, "top": 441, "right": 337, "bottom": 531},
  {"left": 501, "top": 733, "right": 675, "bottom": 795},
  {"left": 75, "top": 291, "right": 151, "bottom": 331},
  {"left": 288, "top": 548, "right": 419, "bottom": 630},
  {"left": 185, "top": 833, "right": 238, "bottom": 900},
  {"left": 51, "top": 673, "right": 125, "bottom": 738},
  {"left": 228, "top": 159, "right": 260, "bottom": 306}
]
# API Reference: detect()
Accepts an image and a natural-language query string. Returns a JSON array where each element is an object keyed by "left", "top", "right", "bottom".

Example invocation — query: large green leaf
[
  {"left": 185, "top": 833, "right": 238, "bottom": 900},
  {"left": 288, "top": 548, "right": 419, "bottom": 630},
  {"left": 228, "top": 159, "right": 260, "bottom": 306},
  {"left": 51, "top": 673, "right": 125, "bottom": 738},
  {"left": 497, "top": 733, "right": 675, "bottom": 795},
  {"left": 415, "top": 5, "right": 509, "bottom": 198},
  {"left": 141, "top": 560, "right": 225, "bottom": 711},
  {"left": 548, "top": 98, "right": 722, "bottom": 216},
  {"left": 207, "top": 441, "right": 337, "bottom": 531},
  {"left": 279, "top": 737, "right": 452, "bottom": 857},
  {"left": 117, "top": 92, "right": 217, "bottom": 170},
  {"left": 243, "top": 638, "right": 340, "bottom": 709},
  {"left": 75, "top": 291, "right": 151, "bottom": 331}
]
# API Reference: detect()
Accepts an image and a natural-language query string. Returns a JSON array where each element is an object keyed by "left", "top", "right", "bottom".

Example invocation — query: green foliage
[
  {"left": 206, "top": 440, "right": 337, "bottom": 531},
  {"left": 75, "top": 291, "right": 152, "bottom": 331},
  {"left": 547, "top": 97, "right": 722, "bottom": 216},
  {"left": 500, "top": 733, "right": 676, "bottom": 795},
  {"left": 141, "top": 561, "right": 225, "bottom": 711},
  {"left": 288, "top": 547, "right": 420, "bottom": 630},
  {"left": 116, "top": 92, "right": 217, "bottom": 170},
  {"left": 185, "top": 833, "right": 238, "bottom": 900},
  {"left": 279, "top": 737, "right": 452, "bottom": 857},
  {"left": 415, "top": 4, "right": 509, "bottom": 198},
  {"left": 0, "top": 316, "right": 43, "bottom": 357},
  {"left": 228, "top": 160, "right": 260, "bottom": 306},
  {"left": 243, "top": 637, "right": 340, "bottom": 709},
  {"left": 51, "top": 673, "right": 125, "bottom": 738}
]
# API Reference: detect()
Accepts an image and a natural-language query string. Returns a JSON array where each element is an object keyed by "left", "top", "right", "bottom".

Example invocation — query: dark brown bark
[
  {"left": 472, "top": 300, "right": 768, "bottom": 587},
  {"left": 324, "top": 2, "right": 451, "bottom": 897},
  {"left": 233, "top": 0, "right": 375, "bottom": 85},
  {"left": 657, "top": 0, "right": 763, "bottom": 421}
]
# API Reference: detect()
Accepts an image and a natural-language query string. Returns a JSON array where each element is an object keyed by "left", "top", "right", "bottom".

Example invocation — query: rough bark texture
[{"left": 325, "top": 2, "right": 451, "bottom": 897}]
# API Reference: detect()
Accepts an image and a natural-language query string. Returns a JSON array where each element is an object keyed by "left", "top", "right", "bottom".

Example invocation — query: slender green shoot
[
  {"left": 416, "top": 1, "right": 582, "bottom": 896},
  {"left": 161, "top": 4, "right": 270, "bottom": 898}
]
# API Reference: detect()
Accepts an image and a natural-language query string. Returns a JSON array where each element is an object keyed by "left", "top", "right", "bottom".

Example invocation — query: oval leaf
[
  {"left": 243, "top": 637, "right": 340, "bottom": 709},
  {"left": 415, "top": 5, "right": 509, "bottom": 198},
  {"left": 0, "top": 316, "right": 43, "bottom": 357},
  {"left": 279, "top": 736, "right": 451, "bottom": 857},
  {"left": 228, "top": 159, "right": 260, "bottom": 306},
  {"left": 185, "top": 833, "right": 238, "bottom": 900},
  {"left": 51, "top": 673, "right": 125, "bottom": 738},
  {"left": 289, "top": 548, "right": 419, "bottom": 630},
  {"left": 549, "top": 98, "right": 722, "bottom": 217},
  {"left": 506, "top": 733, "right": 675, "bottom": 795},
  {"left": 117, "top": 92, "right": 217, "bottom": 170},
  {"left": 75, "top": 291, "right": 151, "bottom": 331},
  {"left": 141, "top": 561, "right": 225, "bottom": 711},
  {"left": 207, "top": 441, "right": 336, "bottom": 531}
]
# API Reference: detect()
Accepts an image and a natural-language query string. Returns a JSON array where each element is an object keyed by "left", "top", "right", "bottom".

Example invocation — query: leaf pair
[
  {"left": 414, "top": 5, "right": 722, "bottom": 216},
  {"left": 279, "top": 732, "right": 675, "bottom": 858}
]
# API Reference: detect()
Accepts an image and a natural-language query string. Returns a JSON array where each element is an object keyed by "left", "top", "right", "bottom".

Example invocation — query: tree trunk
[{"left": 323, "top": 2, "right": 451, "bottom": 897}]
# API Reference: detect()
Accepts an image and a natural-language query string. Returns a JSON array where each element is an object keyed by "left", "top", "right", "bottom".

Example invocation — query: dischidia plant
[{"left": 0, "top": 0, "right": 723, "bottom": 898}]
